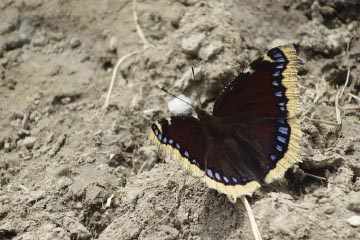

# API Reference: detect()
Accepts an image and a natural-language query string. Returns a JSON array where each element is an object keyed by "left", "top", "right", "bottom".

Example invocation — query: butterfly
[{"left": 149, "top": 45, "right": 301, "bottom": 202}]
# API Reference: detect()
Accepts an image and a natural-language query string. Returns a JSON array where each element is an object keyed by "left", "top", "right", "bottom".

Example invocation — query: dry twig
[
  {"left": 309, "top": 39, "right": 353, "bottom": 127},
  {"left": 240, "top": 196, "right": 262, "bottom": 240},
  {"left": 99, "top": 0, "right": 153, "bottom": 120}
]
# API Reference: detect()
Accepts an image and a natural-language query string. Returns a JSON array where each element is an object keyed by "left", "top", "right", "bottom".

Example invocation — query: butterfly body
[{"left": 149, "top": 45, "right": 301, "bottom": 202}]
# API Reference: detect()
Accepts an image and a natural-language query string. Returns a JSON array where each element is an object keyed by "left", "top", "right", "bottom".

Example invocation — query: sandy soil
[{"left": 0, "top": 0, "right": 360, "bottom": 239}]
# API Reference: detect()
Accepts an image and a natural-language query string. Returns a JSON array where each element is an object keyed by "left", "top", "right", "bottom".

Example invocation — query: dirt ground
[{"left": 0, "top": 0, "right": 360, "bottom": 239}]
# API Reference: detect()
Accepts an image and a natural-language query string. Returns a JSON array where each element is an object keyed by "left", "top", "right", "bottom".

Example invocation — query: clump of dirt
[{"left": 0, "top": 0, "right": 359, "bottom": 239}]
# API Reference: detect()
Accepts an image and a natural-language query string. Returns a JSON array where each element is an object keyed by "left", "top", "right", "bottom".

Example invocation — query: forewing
[{"left": 212, "top": 45, "right": 301, "bottom": 184}]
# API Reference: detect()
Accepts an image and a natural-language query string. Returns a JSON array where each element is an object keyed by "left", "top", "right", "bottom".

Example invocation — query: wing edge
[{"left": 148, "top": 124, "right": 261, "bottom": 202}]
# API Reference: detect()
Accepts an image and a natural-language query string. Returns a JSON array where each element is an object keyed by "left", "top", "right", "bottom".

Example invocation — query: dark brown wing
[
  {"left": 212, "top": 45, "right": 301, "bottom": 184},
  {"left": 149, "top": 115, "right": 261, "bottom": 200}
]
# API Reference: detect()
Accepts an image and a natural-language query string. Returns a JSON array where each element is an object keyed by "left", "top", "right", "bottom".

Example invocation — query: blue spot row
[{"left": 205, "top": 168, "right": 250, "bottom": 185}]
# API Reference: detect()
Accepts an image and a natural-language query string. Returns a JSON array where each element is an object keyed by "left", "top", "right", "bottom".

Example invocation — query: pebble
[
  {"left": 70, "top": 38, "right": 81, "bottom": 48},
  {"left": 27, "top": 190, "right": 45, "bottom": 205},
  {"left": 181, "top": 33, "right": 205, "bottom": 55},
  {"left": 346, "top": 215, "right": 360, "bottom": 227},
  {"left": 48, "top": 134, "right": 66, "bottom": 157},
  {"left": 3, "top": 34, "right": 30, "bottom": 51},
  {"left": 324, "top": 206, "right": 335, "bottom": 215},
  {"left": 32, "top": 36, "right": 48, "bottom": 47},
  {"left": 58, "top": 176, "right": 74, "bottom": 189},
  {"left": 198, "top": 41, "right": 224, "bottom": 60},
  {"left": 4, "top": 142, "right": 11, "bottom": 152},
  {"left": 109, "top": 35, "right": 118, "bottom": 51},
  {"left": 168, "top": 94, "right": 192, "bottom": 115},
  {"left": 22, "top": 137, "right": 36, "bottom": 149}
]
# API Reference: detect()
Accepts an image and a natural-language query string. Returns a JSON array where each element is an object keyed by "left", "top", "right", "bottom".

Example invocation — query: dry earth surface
[{"left": 0, "top": 0, "right": 360, "bottom": 239}]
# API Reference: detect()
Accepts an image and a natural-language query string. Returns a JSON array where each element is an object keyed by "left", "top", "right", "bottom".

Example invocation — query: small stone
[
  {"left": 3, "top": 34, "right": 30, "bottom": 51},
  {"left": 181, "top": 33, "right": 205, "bottom": 55},
  {"left": 48, "top": 134, "right": 66, "bottom": 157},
  {"left": 27, "top": 190, "right": 45, "bottom": 205},
  {"left": 48, "top": 32, "right": 65, "bottom": 41},
  {"left": 61, "top": 97, "right": 72, "bottom": 104},
  {"left": 32, "top": 36, "right": 48, "bottom": 47},
  {"left": 70, "top": 38, "right": 81, "bottom": 48},
  {"left": 4, "top": 142, "right": 11, "bottom": 152},
  {"left": 198, "top": 41, "right": 224, "bottom": 60},
  {"left": 168, "top": 95, "right": 192, "bottom": 115},
  {"left": 317, "top": 197, "right": 329, "bottom": 204},
  {"left": 324, "top": 206, "right": 335, "bottom": 214},
  {"left": 22, "top": 137, "right": 36, "bottom": 149},
  {"left": 58, "top": 176, "right": 74, "bottom": 189},
  {"left": 109, "top": 36, "right": 118, "bottom": 51},
  {"left": 108, "top": 153, "right": 127, "bottom": 167},
  {"left": 346, "top": 215, "right": 360, "bottom": 227}
]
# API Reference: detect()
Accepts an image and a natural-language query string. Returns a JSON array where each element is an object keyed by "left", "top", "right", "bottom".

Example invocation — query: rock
[
  {"left": 48, "top": 134, "right": 66, "bottom": 157},
  {"left": 324, "top": 206, "right": 335, "bottom": 215},
  {"left": 22, "top": 136, "right": 37, "bottom": 149},
  {"left": 3, "top": 34, "right": 30, "bottom": 51},
  {"left": 32, "top": 35, "right": 48, "bottom": 47},
  {"left": 167, "top": 94, "right": 192, "bottom": 115},
  {"left": 4, "top": 142, "right": 11, "bottom": 152},
  {"left": 85, "top": 185, "right": 103, "bottom": 202},
  {"left": 181, "top": 33, "right": 205, "bottom": 55},
  {"left": 346, "top": 192, "right": 360, "bottom": 213},
  {"left": 346, "top": 215, "right": 360, "bottom": 227},
  {"left": 108, "top": 35, "right": 118, "bottom": 51},
  {"left": 58, "top": 176, "right": 74, "bottom": 189},
  {"left": 298, "top": 21, "right": 350, "bottom": 57},
  {"left": 27, "top": 190, "right": 45, "bottom": 205},
  {"left": 70, "top": 38, "right": 81, "bottom": 48},
  {"left": 198, "top": 41, "right": 224, "bottom": 60}
]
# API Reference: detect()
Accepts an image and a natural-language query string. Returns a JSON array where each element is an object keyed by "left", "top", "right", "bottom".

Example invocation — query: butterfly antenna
[
  {"left": 192, "top": 67, "right": 202, "bottom": 107},
  {"left": 160, "top": 87, "right": 196, "bottom": 109}
]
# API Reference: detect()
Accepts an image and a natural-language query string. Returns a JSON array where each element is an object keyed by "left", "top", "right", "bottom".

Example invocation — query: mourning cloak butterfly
[{"left": 149, "top": 45, "right": 301, "bottom": 201}]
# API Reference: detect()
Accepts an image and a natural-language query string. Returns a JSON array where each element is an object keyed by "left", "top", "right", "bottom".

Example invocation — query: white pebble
[
  {"left": 346, "top": 215, "right": 360, "bottom": 227},
  {"left": 167, "top": 94, "right": 192, "bottom": 115}
]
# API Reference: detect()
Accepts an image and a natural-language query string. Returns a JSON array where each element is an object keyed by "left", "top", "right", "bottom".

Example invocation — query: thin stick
[
  {"left": 341, "top": 106, "right": 360, "bottom": 111},
  {"left": 100, "top": 0, "right": 153, "bottom": 120},
  {"left": 349, "top": 93, "right": 360, "bottom": 102},
  {"left": 100, "top": 51, "right": 139, "bottom": 120},
  {"left": 307, "top": 117, "right": 341, "bottom": 126},
  {"left": 339, "top": 40, "right": 351, "bottom": 99},
  {"left": 304, "top": 172, "right": 328, "bottom": 181},
  {"left": 240, "top": 196, "right": 262, "bottom": 240},
  {"left": 335, "top": 90, "right": 342, "bottom": 125},
  {"left": 132, "top": 0, "right": 153, "bottom": 48}
]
